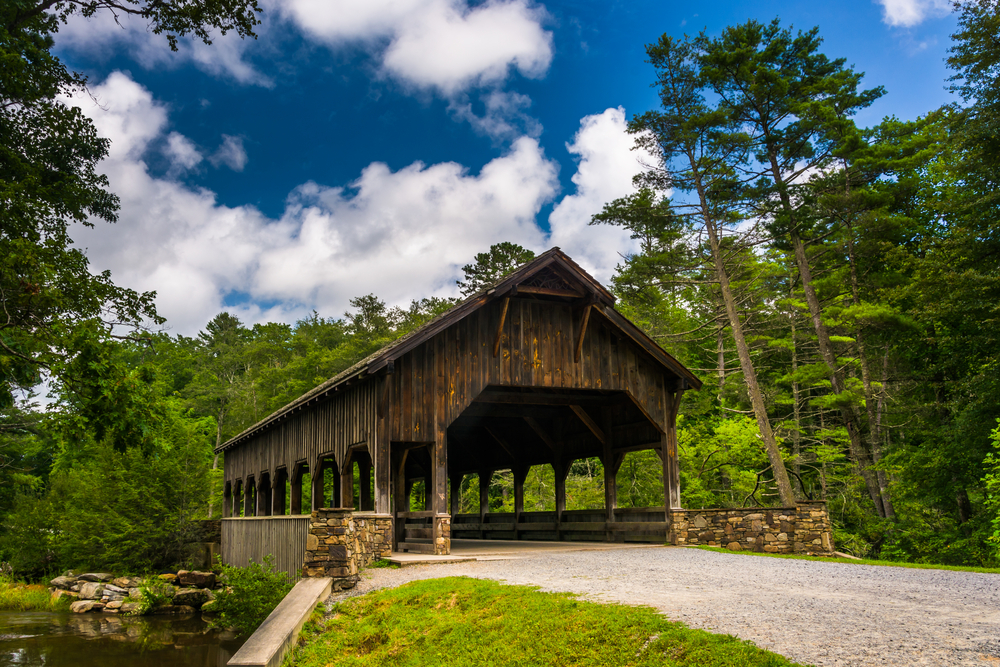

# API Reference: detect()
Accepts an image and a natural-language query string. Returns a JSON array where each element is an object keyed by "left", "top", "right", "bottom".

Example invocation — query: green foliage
[
  {"left": 212, "top": 555, "right": 292, "bottom": 637},
  {"left": 0, "top": 578, "right": 72, "bottom": 612},
  {"left": 985, "top": 421, "right": 1000, "bottom": 558},
  {"left": 290, "top": 577, "right": 803, "bottom": 667},
  {"left": 455, "top": 242, "right": 535, "bottom": 296},
  {"left": 132, "top": 578, "right": 175, "bottom": 616}
]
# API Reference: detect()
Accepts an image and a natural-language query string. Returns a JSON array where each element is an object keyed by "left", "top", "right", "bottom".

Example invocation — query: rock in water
[
  {"left": 70, "top": 601, "right": 96, "bottom": 614},
  {"left": 172, "top": 588, "right": 210, "bottom": 608}
]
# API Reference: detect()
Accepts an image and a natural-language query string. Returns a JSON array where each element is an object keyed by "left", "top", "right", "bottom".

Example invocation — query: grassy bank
[
  {"left": 290, "top": 577, "right": 806, "bottom": 667},
  {"left": 693, "top": 547, "right": 1000, "bottom": 574},
  {"left": 0, "top": 579, "right": 72, "bottom": 612}
]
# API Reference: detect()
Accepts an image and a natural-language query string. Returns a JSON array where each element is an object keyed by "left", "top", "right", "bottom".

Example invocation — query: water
[{"left": 0, "top": 611, "right": 245, "bottom": 667}]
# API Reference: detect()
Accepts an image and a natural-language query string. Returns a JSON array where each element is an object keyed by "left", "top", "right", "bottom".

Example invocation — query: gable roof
[{"left": 217, "top": 247, "right": 702, "bottom": 452}]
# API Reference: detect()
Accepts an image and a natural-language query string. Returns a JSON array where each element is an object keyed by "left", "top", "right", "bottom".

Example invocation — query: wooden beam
[
  {"left": 473, "top": 391, "right": 625, "bottom": 407},
  {"left": 484, "top": 426, "right": 518, "bottom": 461},
  {"left": 574, "top": 304, "right": 591, "bottom": 363},
  {"left": 523, "top": 417, "right": 558, "bottom": 455},
  {"left": 515, "top": 285, "right": 584, "bottom": 298},
  {"left": 569, "top": 405, "right": 605, "bottom": 444},
  {"left": 493, "top": 297, "right": 510, "bottom": 358}
]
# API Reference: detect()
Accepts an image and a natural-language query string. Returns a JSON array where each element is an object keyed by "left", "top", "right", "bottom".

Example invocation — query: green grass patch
[
  {"left": 693, "top": 546, "right": 1000, "bottom": 574},
  {"left": 0, "top": 579, "right": 72, "bottom": 611},
  {"left": 365, "top": 559, "right": 399, "bottom": 570},
  {"left": 289, "top": 577, "right": 806, "bottom": 667}
]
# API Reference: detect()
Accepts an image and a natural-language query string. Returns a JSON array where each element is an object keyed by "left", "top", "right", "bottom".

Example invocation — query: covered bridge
[{"left": 218, "top": 248, "right": 703, "bottom": 571}]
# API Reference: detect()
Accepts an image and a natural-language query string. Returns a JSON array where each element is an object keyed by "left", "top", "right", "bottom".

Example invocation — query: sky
[{"left": 55, "top": 0, "right": 961, "bottom": 337}]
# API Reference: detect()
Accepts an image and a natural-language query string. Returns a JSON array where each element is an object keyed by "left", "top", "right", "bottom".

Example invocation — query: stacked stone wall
[
  {"left": 302, "top": 509, "right": 393, "bottom": 590},
  {"left": 668, "top": 502, "right": 834, "bottom": 555}
]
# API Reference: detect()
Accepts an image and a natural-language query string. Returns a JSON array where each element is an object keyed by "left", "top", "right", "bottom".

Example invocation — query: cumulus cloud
[
  {"left": 54, "top": 10, "right": 272, "bottom": 87},
  {"left": 547, "top": 107, "right": 655, "bottom": 282},
  {"left": 210, "top": 135, "right": 249, "bottom": 172},
  {"left": 876, "top": 0, "right": 950, "bottom": 27},
  {"left": 277, "top": 0, "right": 552, "bottom": 95},
  {"left": 449, "top": 90, "right": 542, "bottom": 142},
  {"left": 164, "top": 132, "right": 203, "bottom": 172},
  {"left": 68, "top": 73, "right": 559, "bottom": 334}
]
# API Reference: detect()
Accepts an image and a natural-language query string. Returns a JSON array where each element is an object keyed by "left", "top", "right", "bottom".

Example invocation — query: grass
[
  {"left": 693, "top": 546, "right": 1000, "bottom": 574},
  {"left": 365, "top": 558, "right": 399, "bottom": 570},
  {"left": 0, "top": 578, "right": 73, "bottom": 612},
  {"left": 289, "top": 577, "right": 807, "bottom": 667}
]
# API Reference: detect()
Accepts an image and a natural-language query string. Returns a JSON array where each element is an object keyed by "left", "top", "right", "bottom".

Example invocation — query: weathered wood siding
[
  {"left": 221, "top": 516, "right": 310, "bottom": 581},
  {"left": 224, "top": 382, "right": 378, "bottom": 486},
  {"left": 388, "top": 298, "right": 671, "bottom": 442}
]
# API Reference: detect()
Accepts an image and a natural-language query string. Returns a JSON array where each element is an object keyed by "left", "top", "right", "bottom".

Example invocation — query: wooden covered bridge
[{"left": 218, "top": 248, "right": 702, "bottom": 572}]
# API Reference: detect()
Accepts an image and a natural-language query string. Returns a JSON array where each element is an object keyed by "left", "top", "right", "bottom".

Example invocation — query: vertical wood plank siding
[
  {"left": 221, "top": 517, "right": 309, "bottom": 581},
  {"left": 225, "top": 297, "right": 677, "bottom": 503},
  {"left": 389, "top": 299, "right": 671, "bottom": 442},
  {"left": 225, "top": 382, "right": 377, "bottom": 486}
]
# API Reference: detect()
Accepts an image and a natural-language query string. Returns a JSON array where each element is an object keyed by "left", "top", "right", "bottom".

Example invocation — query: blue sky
[{"left": 57, "top": 0, "right": 959, "bottom": 335}]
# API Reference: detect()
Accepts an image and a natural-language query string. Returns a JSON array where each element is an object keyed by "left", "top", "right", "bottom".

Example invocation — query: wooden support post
[
  {"left": 257, "top": 476, "right": 270, "bottom": 517},
  {"left": 341, "top": 455, "right": 355, "bottom": 509},
  {"left": 358, "top": 457, "right": 372, "bottom": 512},
  {"left": 310, "top": 459, "right": 326, "bottom": 511},
  {"left": 392, "top": 447, "right": 409, "bottom": 551},
  {"left": 493, "top": 297, "right": 510, "bottom": 358},
  {"left": 450, "top": 474, "right": 462, "bottom": 516},
  {"left": 375, "top": 375, "right": 391, "bottom": 514},
  {"left": 662, "top": 389, "right": 684, "bottom": 513},
  {"left": 574, "top": 304, "right": 591, "bottom": 363},
  {"left": 513, "top": 465, "right": 526, "bottom": 540},
  {"left": 479, "top": 468, "right": 491, "bottom": 539},
  {"left": 290, "top": 463, "right": 303, "bottom": 515},
  {"left": 554, "top": 459, "right": 567, "bottom": 541},
  {"left": 602, "top": 409, "right": 616, "bottom": 542},
  {"left": 272, "top": 468, "right": 287, "bottom": 516}
]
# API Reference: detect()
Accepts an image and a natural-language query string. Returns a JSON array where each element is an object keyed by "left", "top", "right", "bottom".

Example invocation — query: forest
[{"left": 1, "top": 2, "right": 999, "bottom": 576}]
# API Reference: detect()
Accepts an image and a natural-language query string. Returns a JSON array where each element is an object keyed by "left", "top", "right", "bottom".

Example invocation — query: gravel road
[{"left": 330, "top": 547, "right": 1000, "bottom": 666}]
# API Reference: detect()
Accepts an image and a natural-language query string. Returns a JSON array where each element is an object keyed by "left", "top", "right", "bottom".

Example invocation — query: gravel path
[{"left": 329, "top": 547, "right": 1000, "bottom": 666}]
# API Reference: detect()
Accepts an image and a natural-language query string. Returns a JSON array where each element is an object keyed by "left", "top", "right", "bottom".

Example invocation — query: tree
[
  {"left": 0, "top": 0, "right": 261, "bottom": 406},
  {"left": 456, "top": 242, "right": 535, "bottom": 296},
  {"left": 697, "top": 19, "right": 890, "bottom": 517},
  {"left": 602, "top": 34, "right": 797, "bottom": 506}
]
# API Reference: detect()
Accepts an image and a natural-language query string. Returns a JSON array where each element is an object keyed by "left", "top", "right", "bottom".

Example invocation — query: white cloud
[
  {"left": 449, "top": 90, "right": 542, "bottom": 142},
  {"left": 165, "top": 132, "right": 203, "bottom": 172},
  {"left": 68, "top": 73, "right": 559, "bottom": 335},
  {"left": 547, "top": 107, "right": 655, "bottom": 283},
  {"left": 876, "top": 0, "right": 950, "bottom": 27},
  {"left": 54, "top": 10, "right": 272, "bottom": 87},
  {"left": 210, "top": 135, "right": 249, "bottom": 172},
  {"left": 277, "top": 0, "right": 552, "bottom": 95}
]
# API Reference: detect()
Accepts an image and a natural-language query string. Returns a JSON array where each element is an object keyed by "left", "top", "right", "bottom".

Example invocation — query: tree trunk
[{"left": 702, "top": 214, "right": 796, "bottom": 507}]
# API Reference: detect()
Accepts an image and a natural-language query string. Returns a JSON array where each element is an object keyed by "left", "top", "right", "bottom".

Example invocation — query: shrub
[
  {"left": 131, "top": 578, "right": 175, "bottom": 615},
  {"left": 211, "top": 555, "right": 292, "bottom": 637}
]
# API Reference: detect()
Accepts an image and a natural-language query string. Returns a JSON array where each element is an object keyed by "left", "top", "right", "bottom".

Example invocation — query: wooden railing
[
  {"left": 450, "top": 507, "right": 670, "bottom": 542},
  {"left": 222, "top": 516, "right": 310, "bottom": 581}
]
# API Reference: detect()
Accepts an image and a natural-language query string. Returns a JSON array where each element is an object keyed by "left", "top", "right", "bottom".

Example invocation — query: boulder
[
  {"left": 105, "top": 600, "right": 123, "bottom": 611},
  {"left": 128, "top": 587, "right": 142, "bottom": 599},
  {"left": 177, "top": 570, "right": 216, "bottom": 589},
  {"left": 103, "top": 584, "right": 127, "bottom": 595},
  {"left": 199, "top": 599, "right": 218, "bottom": 615},
  {"left": 113, "top": 577, "right": 141, "bottom": 589},
  {"left": 172, "top": 588, "right": 210, "bottom": 608},
  {"left": 50, "top": 576, "right": 76, "bottom": 590},
  {"left": 70, "top": 583, "right": 81, "bottom": 592},
  {"left": 78, "top": 582, "right": 105, "bottom": 600},
  {"left": 70, "top": 600, "right": 96, "bottom": 613},
  {"left": 78, "top": 573, "right": 113, "bottom": 582},
  {"left": 157, "top": 573, "right": 177, "bottom": 583}
]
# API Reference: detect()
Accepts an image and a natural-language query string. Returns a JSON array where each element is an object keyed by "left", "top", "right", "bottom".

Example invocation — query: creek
[{"left": 0, "top": 610, "right": 245, "bottom": 667}]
